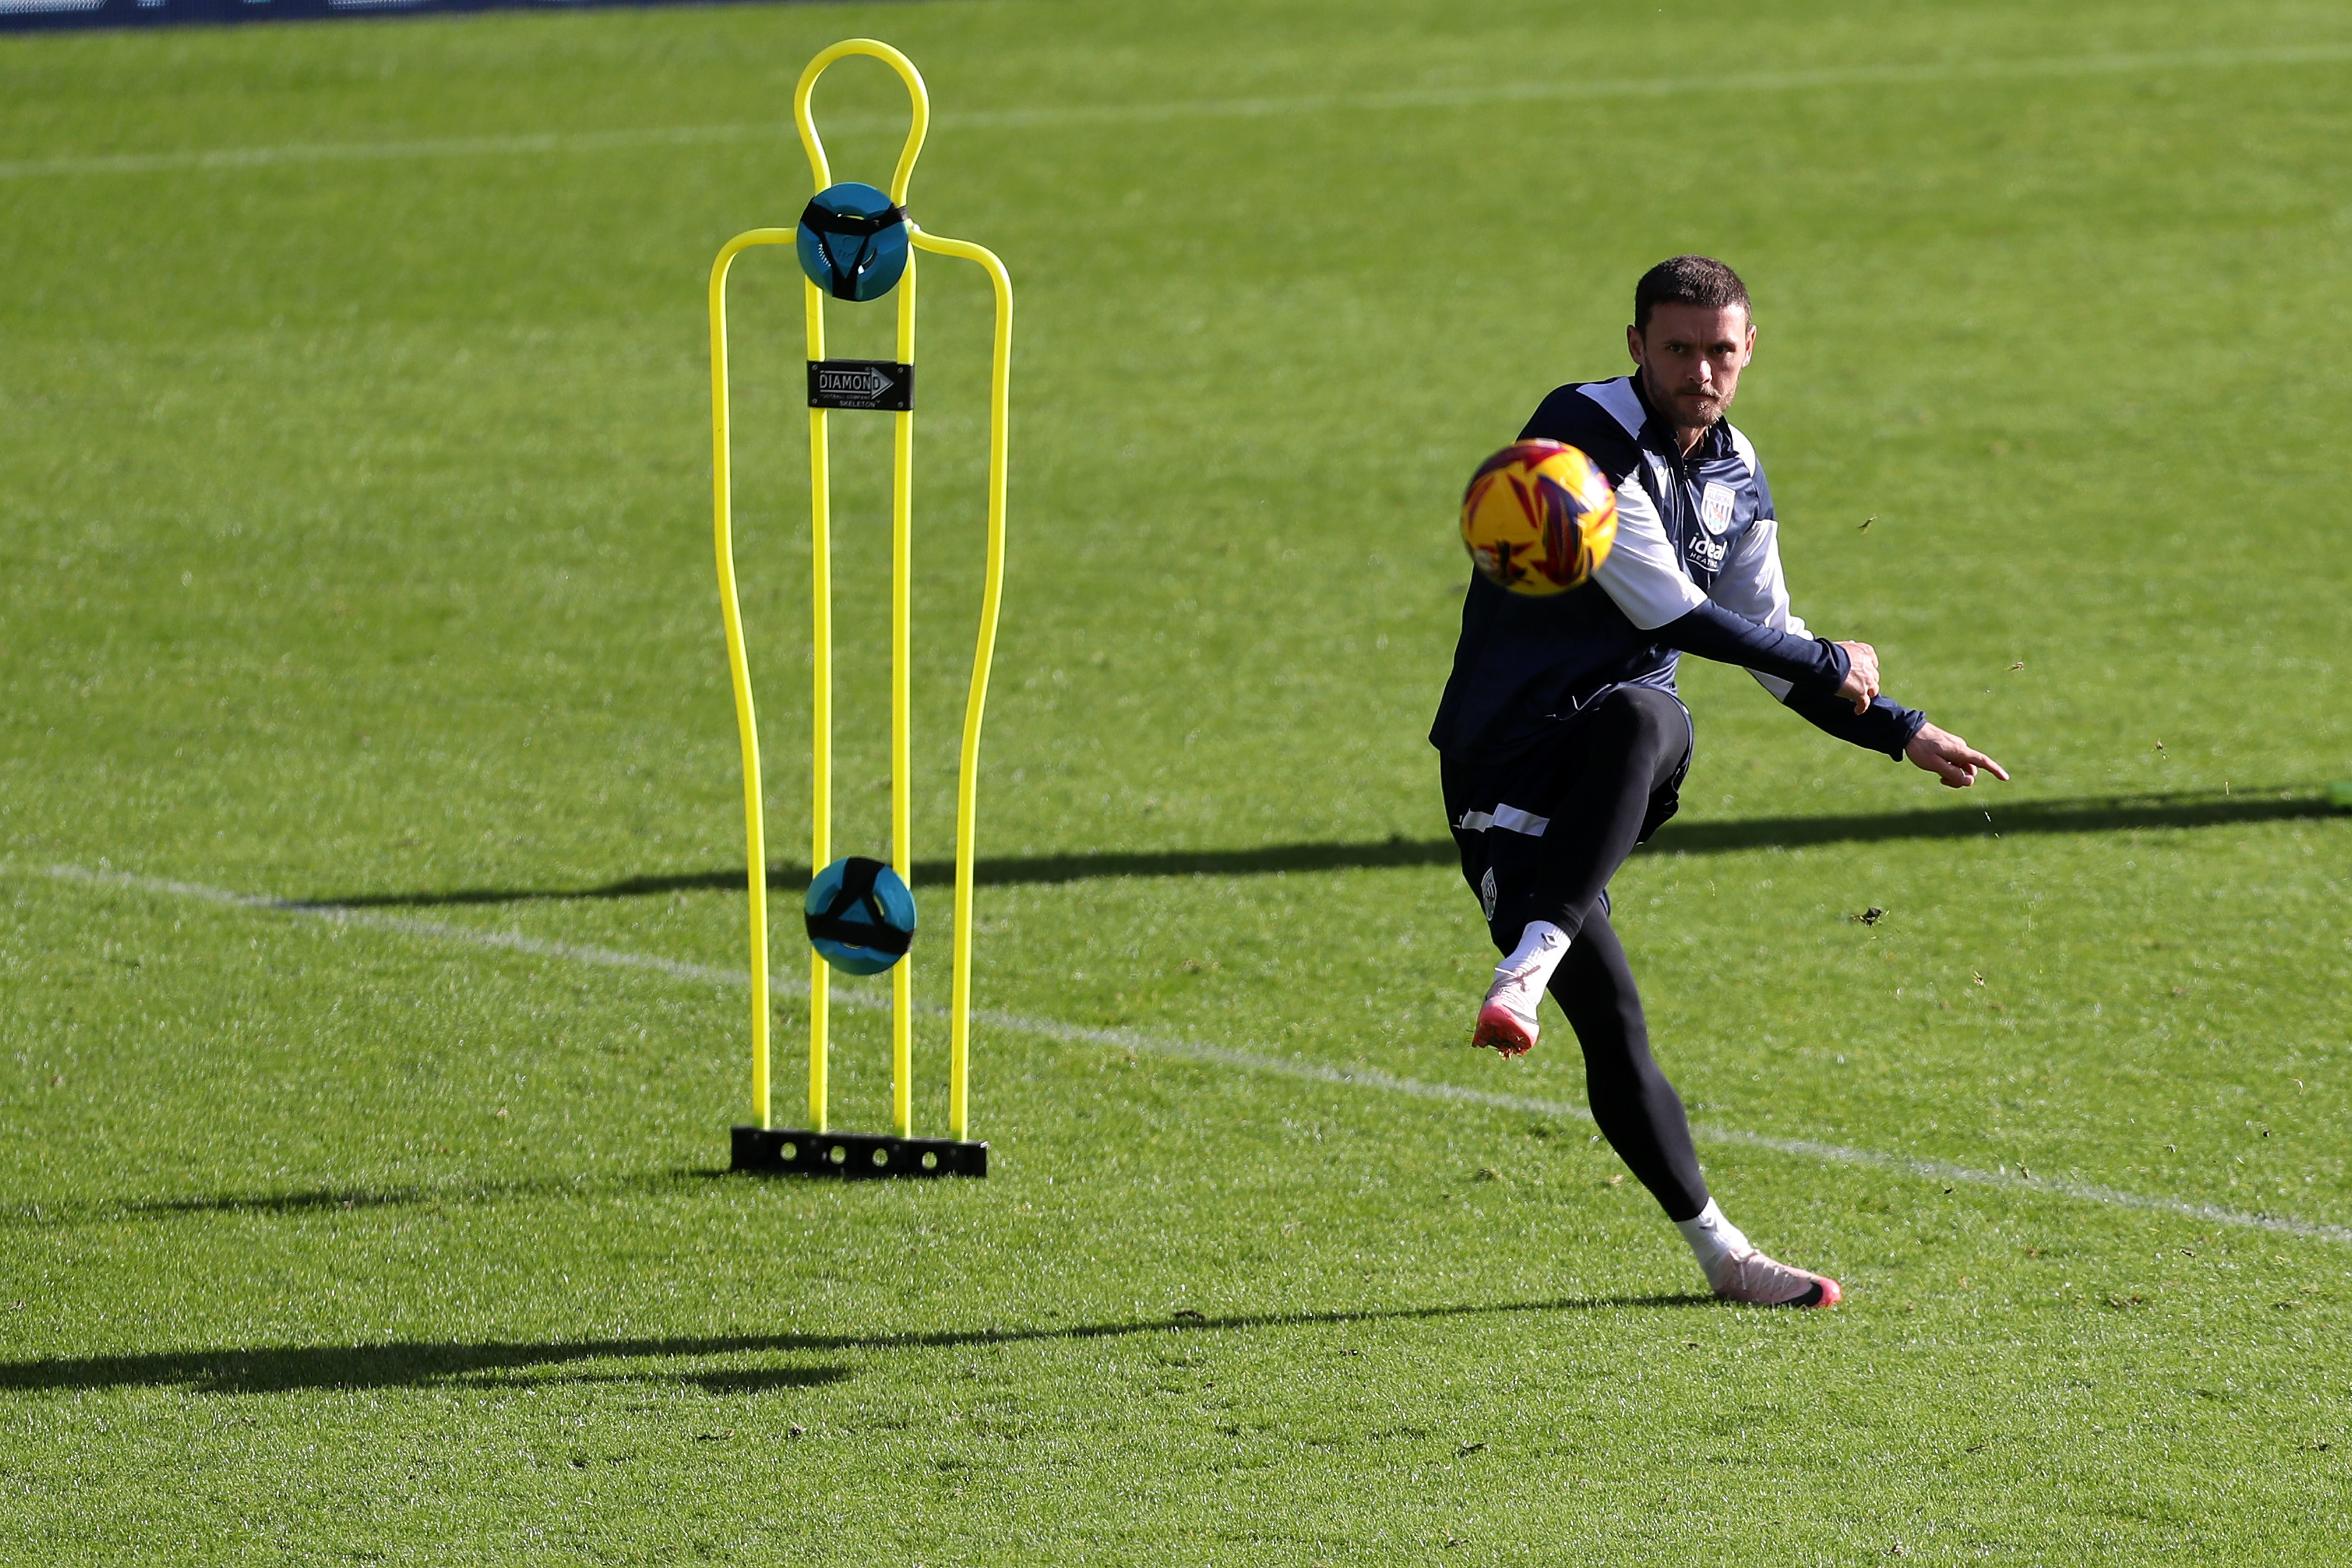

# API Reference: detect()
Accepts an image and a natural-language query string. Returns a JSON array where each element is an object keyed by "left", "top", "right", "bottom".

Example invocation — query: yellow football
[{"left": 1458, "top": 440, "right": 1618, "bottom": 596}]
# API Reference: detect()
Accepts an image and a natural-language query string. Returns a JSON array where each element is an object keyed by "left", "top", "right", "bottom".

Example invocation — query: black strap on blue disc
[
  {"left": 800, "top": 199, "right": 908, "bottom": 302},
  {"left": 805, "top": 855, "right": 911, "bottom": 955}
]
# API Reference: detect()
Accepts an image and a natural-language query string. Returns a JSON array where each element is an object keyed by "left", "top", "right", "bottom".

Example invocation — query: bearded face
[{"left": 1627, "top": 302, "right": 1755, "bottom": 437}]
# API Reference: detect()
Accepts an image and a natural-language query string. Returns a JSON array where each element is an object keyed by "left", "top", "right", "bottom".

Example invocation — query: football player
[{"left": 1430, "top": 256, "right": 2007, "bottom": 1306}]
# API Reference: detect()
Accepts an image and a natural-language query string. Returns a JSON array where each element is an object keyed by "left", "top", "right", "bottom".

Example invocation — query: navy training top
[{"left": 1429, "top": 374, "right": 1927, "bottom": 764}]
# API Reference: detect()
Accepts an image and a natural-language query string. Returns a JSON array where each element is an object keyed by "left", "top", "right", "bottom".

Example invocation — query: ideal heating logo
[{"left": 806, "top": 360, "right": 915, "bottom": 411}]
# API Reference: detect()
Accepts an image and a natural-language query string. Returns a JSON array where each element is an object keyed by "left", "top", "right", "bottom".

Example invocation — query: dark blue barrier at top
[{"left": 0, "top": 0, "right": 811, "bottom": 32}]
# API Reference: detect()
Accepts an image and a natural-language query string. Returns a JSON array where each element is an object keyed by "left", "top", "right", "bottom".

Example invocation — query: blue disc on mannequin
[
  {"left": 804, "top": 855, "right": 917, "bottom": 975},
  {"left": 796, "top": 182, "right": 910, "bottom": 302}
]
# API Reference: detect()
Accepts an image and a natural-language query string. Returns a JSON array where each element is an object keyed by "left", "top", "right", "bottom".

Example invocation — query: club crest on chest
[{"left": 1700, "top": 482, "right": 1737, "bottom": 535}]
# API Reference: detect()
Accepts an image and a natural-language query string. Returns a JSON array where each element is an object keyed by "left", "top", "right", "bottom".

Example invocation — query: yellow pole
[
  {"left": 708, "top": 227, "right": 796, "bottom": 1130},
  {"left": 891, "top": 253, "right": 917, "bottom": 1139},
  {"left": 794, "top": 39, "right": 929, "bottom": 206},
  {"left": 767, "top": 40, "right": 1011, "bottom": 1147},
  {"left": 804, "top": 276, "right": 832, "bottom": 1134},
  {"left": 794, "top": 38, "right": 930, "bottom": 1139},
  {"left": 909, "top": 225, "right": 1012, "bottom": 1144}
]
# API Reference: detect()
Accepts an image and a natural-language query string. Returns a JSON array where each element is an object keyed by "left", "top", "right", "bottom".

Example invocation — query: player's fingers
[{"left": 1952, "top": 741, "right": 2009, "bottom": 781}]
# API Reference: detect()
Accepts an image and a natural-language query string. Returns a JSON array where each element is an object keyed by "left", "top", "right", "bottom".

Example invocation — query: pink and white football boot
[
  {"left": 1470, "top": 922, "right": 1569, "bottom": 1058},
  {"left": 1709, "top": 1249, "right": 1843, "bottom": 1309},
  {"left": 1470, "top": 986, "right": 1540, "bottom": 1058}
]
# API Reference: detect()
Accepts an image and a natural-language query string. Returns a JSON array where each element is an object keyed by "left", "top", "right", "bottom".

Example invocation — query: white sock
[
  {"left": 1484, "top": 920, "right": 1571, "bottom": 1018},
  {"left": 1674, "top": 1199, "right": 1755, "bottom": 1289}
]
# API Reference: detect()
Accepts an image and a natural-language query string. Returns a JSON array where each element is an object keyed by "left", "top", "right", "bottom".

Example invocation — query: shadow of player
[
  {"left": 0, "top": 1294, "right": 1715, "bottom": 1395},
  {"left": 293, "top": 787, "right": 2337, "bottom": 909}
]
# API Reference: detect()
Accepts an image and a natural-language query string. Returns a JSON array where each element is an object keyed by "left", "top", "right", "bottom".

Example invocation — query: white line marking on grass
[
  {"left": 44, "top": 861, "right": 757, "bottom": 993},
  {"left": 4, "top": 42, "right": 2350, "bottom": 182},
  {"left": 991, "top": 1016, "right": 2352, "bottom": 1246},
  {"left": 36, "top": 861, "right": 2352, "bottom": 1248}
]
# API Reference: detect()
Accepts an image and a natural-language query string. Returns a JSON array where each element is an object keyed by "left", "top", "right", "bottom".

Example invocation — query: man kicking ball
[{"left": 1430, "top": 256, "right": 2007, "bottom": 1307}]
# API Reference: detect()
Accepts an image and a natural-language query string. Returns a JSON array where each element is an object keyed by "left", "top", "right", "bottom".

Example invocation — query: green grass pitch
[{"left": 4, "top": 0, "right": 2351, "bottom": 1559}]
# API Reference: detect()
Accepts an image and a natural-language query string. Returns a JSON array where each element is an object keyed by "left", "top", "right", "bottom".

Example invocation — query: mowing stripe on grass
[
  {"left": 6, "top": 41, "right": 2351, "bottom": 182},
  {"left": 974, "top": 1014, "right": 2352, "bottom": 1248},
  {"left": 36, "top": 861, "right": 2352, "bottom": 1248}
]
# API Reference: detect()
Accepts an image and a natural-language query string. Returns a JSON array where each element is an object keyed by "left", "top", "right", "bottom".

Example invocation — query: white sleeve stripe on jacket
[
  {"left": 1592, "top": 471, "right": 1709, "bottom": 631},
  {"left": 1576, "top": 377, "right": 1648, "bottom": 440},
  {"left": 1703, "top": 512, "right": 1820, "bottom": 701},
  {"left": 1726, "top": 422, "right": 1761, "bottom": 479}
]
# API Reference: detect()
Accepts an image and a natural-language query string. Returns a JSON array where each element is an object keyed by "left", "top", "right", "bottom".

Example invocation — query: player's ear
[
  {"left": 1625, "top": 323, "right": 1645, "bottom": 364},
  {"left": 1742, "top": 320, "right": 1757, "bottom": 363}
]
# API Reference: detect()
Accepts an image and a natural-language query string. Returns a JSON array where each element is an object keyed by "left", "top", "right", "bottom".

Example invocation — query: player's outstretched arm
[{"left": 1904, "top": 722, "right": 2009, "bottom": 789}]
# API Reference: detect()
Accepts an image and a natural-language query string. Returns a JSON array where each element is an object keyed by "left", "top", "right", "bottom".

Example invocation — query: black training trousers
[{"left": 1441, "top": 685, "right": 1710, "bottom": 1221}]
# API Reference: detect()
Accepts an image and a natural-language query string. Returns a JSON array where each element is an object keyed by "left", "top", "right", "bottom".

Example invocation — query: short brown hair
[{"left": 1634, "top": 256, "right": 1750, "bottom": 331}]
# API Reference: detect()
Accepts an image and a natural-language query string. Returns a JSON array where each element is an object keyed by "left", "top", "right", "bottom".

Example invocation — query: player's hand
[
  {"left": 1834, "top": 641, "right": 1879, "bottom": 715},
  {"left": 1905, "top": 723, "right": 2010, "bottom": 789}
]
